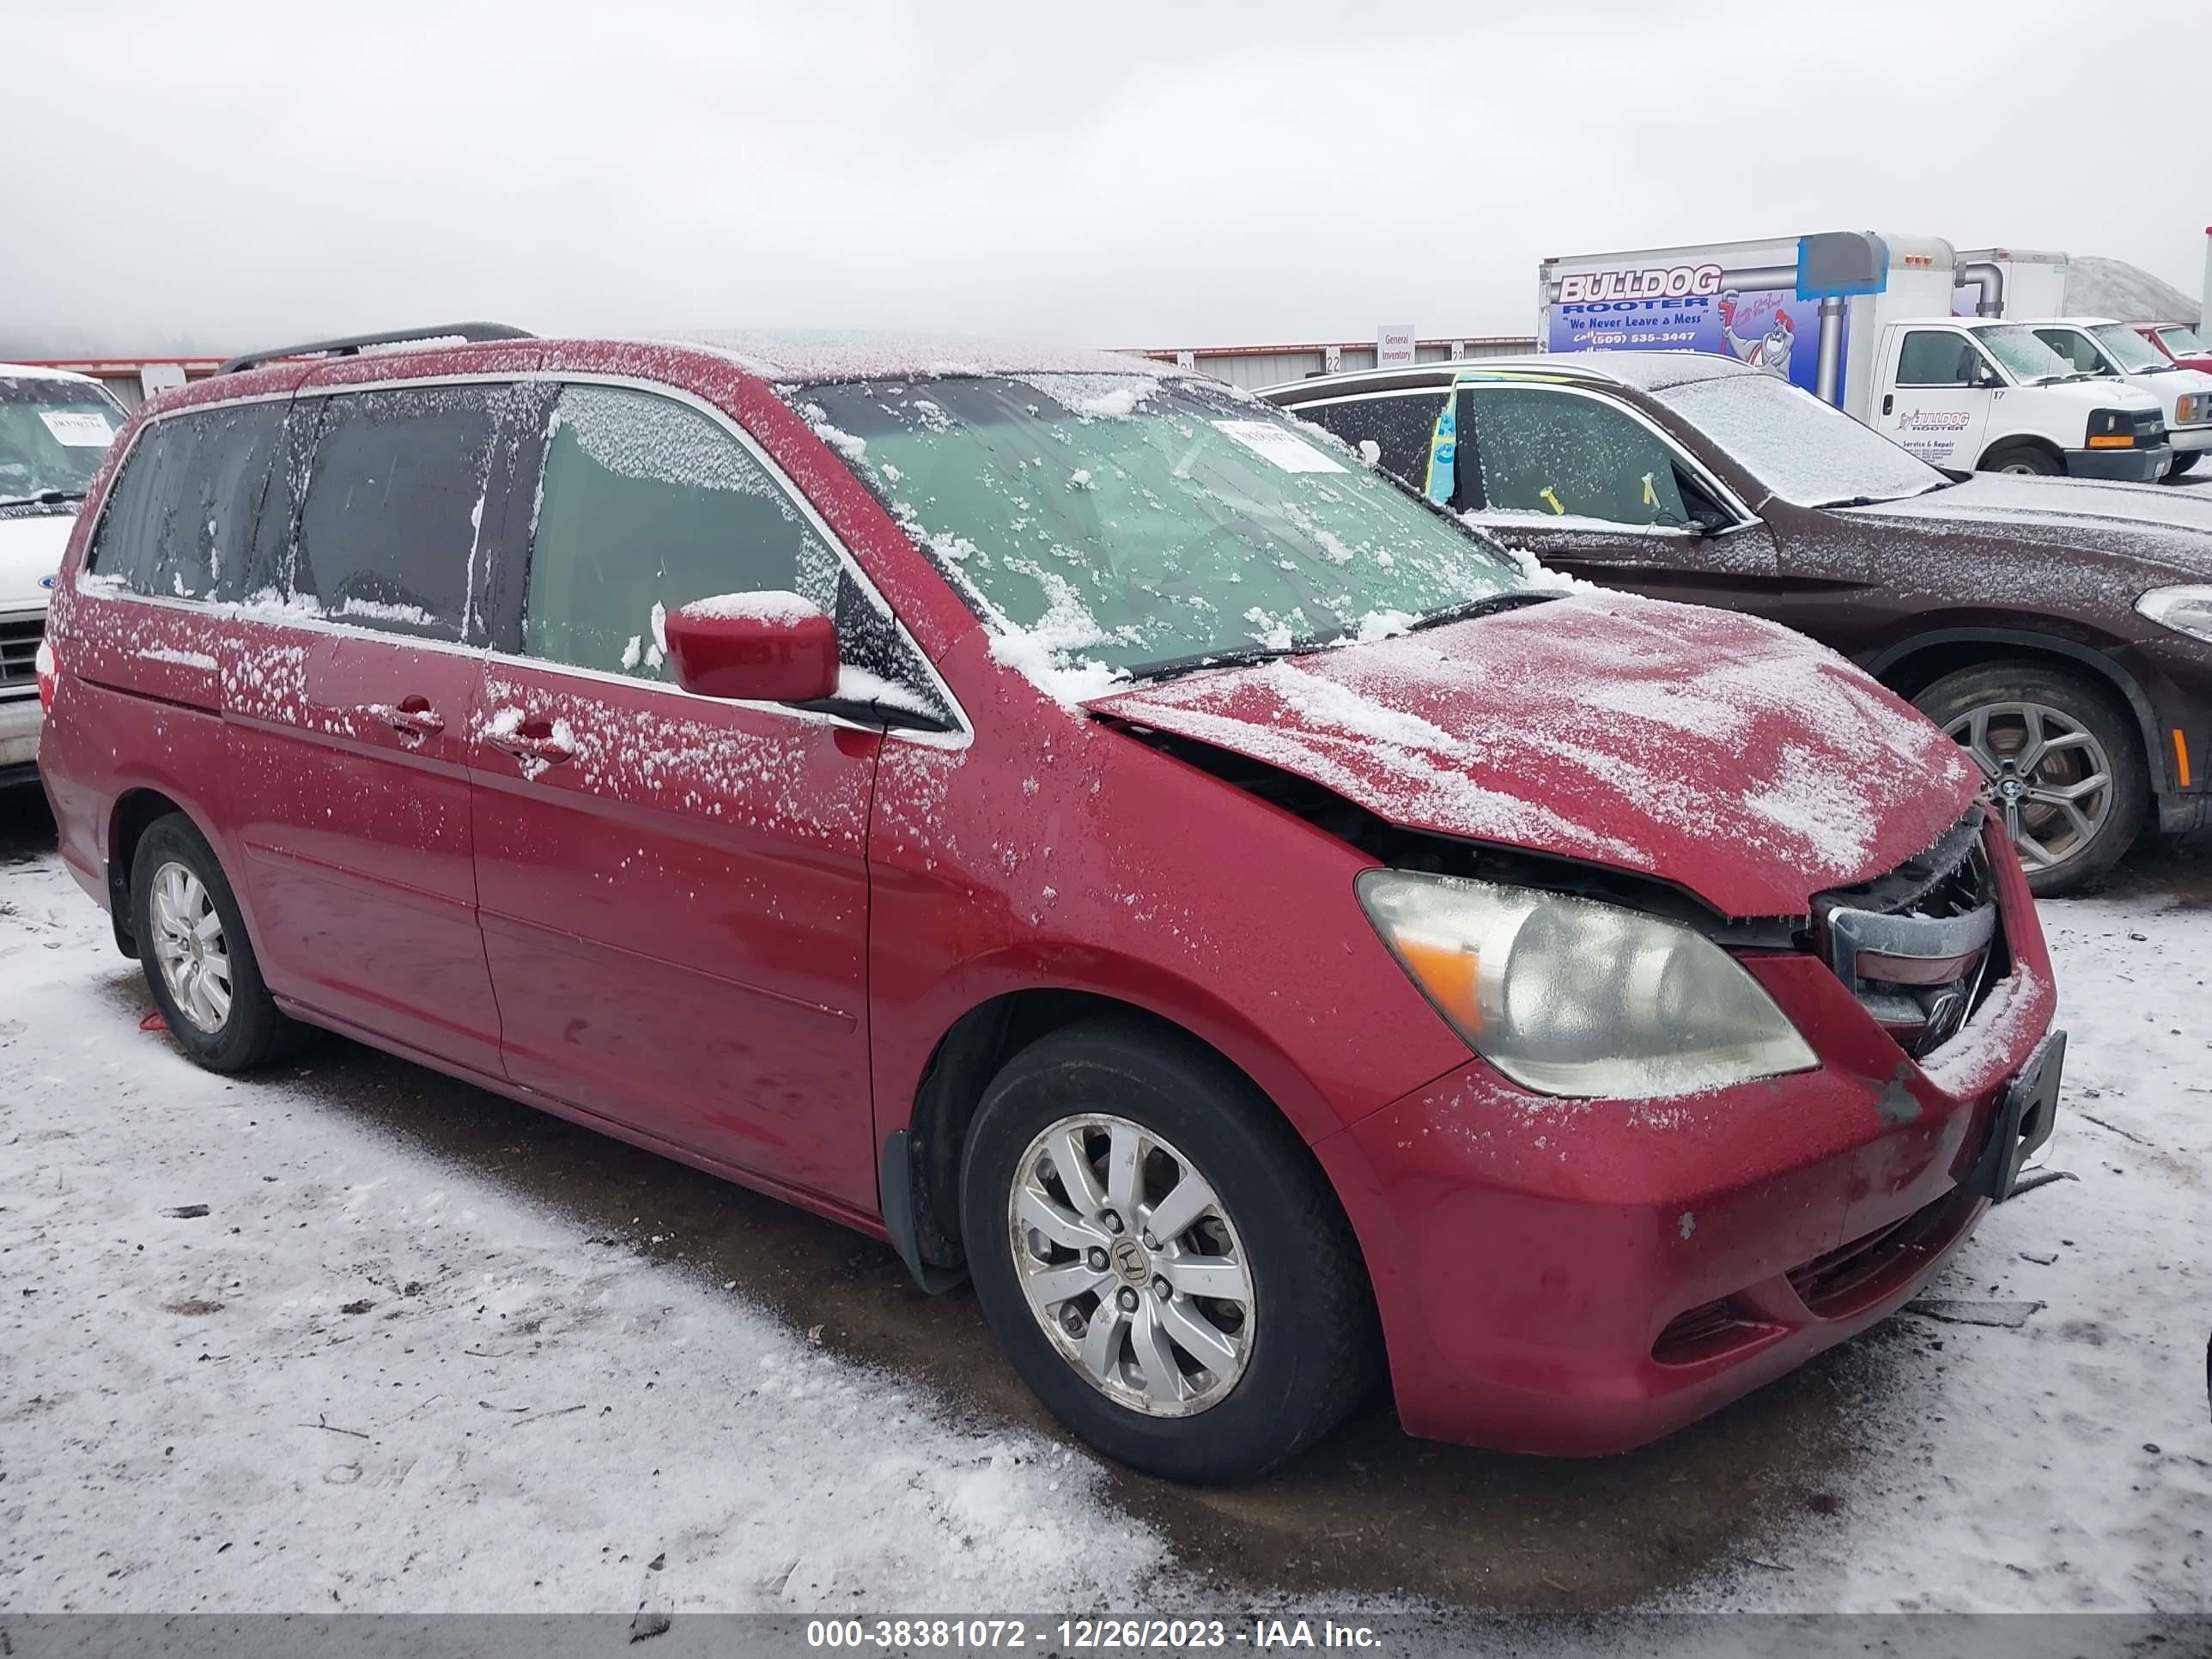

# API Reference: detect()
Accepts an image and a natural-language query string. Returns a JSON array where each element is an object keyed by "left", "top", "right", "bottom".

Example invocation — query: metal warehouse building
[{"left": 1127, "top": 334, "right": 1537, "bottom": 389}]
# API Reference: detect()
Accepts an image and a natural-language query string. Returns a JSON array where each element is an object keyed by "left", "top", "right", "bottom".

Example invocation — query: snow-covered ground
[
  {"left": 1, "top": 822, "right": 2205, "bottom": 1621},
  {"left": 1668, "top": 872, "right": 2211, "bottom": 1616},
  {"left": 0, "top": 845, "right": 1174, "bottom": 1615}
]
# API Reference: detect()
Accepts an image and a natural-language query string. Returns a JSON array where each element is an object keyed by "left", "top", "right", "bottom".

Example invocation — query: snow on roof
[
  {"left": 672, "top": 330, "right": 1189, "bottom": 384},
  {"left": 1269, "top": 351, "right": 1759, "bottom": 399},
  {"left": 1478, "top": 350, "right": 1757, "bottom": 391},
  {"left": 0, "top": 362, "right": 105, "bottom": 387}
]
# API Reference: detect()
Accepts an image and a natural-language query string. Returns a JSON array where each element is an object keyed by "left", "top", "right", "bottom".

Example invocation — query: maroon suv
[
  {"left": 1268, "top": 353, "right": 2212, "bottom": 895},
  {"left": 34, "top": 325, "right": 2066, "bottom": 1481}
]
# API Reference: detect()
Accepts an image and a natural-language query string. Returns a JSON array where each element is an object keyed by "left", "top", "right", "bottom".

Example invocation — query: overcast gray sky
[{"left": 5, "top": 0, "right": 2202, "bottom": 357}]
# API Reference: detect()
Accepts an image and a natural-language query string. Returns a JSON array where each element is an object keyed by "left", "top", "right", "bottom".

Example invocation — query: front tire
[
  {"left": 131, "top": 813, "right": 311, "bottom": 1072},
  {"left": 2167, "top": 452, "right": 2202, "bottom": 478},
  {"left": 960, "top": 1018, "right": 1378, "bottom": 1483},
  {"left": 1980, "top": 443, "right": 2062, "bottom": 477},
  {"left": 1911, "top": 663, "right": 2148, "bottom": 897}
]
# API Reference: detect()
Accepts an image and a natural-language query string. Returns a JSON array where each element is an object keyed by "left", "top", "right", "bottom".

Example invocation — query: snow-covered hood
[
  {"left": 1086, "top": 592, "right": 1980, "bottom": 919},
  {"left": 2112, "top": 366, "right": 2212, "bottom": 425},
  {"left": 1835, "top": 473, "right": 2212, "bottom": 586},
  {"left": 2012, "top": 379, "right": 2160, "bottom": 415},
  {"left": 0, "top": 511, "right": 72, "bottom": 611}
]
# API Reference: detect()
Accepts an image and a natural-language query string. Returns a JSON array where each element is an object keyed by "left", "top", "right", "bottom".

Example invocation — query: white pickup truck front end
[{"left": 0, "top": 514, "right": 73, "bottom": 784}]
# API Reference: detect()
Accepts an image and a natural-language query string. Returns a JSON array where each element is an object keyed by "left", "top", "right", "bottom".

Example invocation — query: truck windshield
[
  {"left": 1973, "top": 325, "right": 2079, "bottom": 385},
  {"left": 2092, "top": 325, "right": 2173, "bottom": 374},
  {"left": 1651, "top": 373, "right": 1949, "bottom": 508},
  {"left": 800, "top": 373, "right": 1526, "bottom": 682},
  {"left": 0, "top": 375, "right": 124, "bottom": 507},
  {"left": 2155, "top": 325, "right": 2205, "bottom": 355}
]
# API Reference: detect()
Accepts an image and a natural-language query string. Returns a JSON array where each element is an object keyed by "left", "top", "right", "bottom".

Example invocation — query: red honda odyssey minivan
[{"left": 37, "top": 325, "right": 2065, "bottom": 1483}]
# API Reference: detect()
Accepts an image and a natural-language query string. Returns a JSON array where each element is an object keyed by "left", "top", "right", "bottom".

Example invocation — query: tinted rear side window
[
  {"left": 1285, "top": 391, "right": 1449, "bottom": 491},
  {"left": 84, "top": 400, "right": 288, "bottom": 602},
  {"left": 289, "top": 386, "right": 505, "bottom": 640}
]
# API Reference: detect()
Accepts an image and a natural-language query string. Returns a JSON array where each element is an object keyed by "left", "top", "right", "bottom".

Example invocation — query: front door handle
[
  {"left": 1882, "top": 393, "right": 1895, "bottom": 416},
  {"left": 483, "top": 711, "right": 575, "bottom": 771},
  {"left": 360, "top": 696, "right": 446, "bottom": 744}
]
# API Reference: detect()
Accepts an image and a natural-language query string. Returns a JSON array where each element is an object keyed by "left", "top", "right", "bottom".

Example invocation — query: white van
[
  {"left": 2023, "top": 318, "right": 2212, "bottom": 477},
  {"left": 1, "top": 365, "right": 127, "bottom": 783},
  {"left": 1867, "top": 318, "right": 2168, "bottom": 480}
]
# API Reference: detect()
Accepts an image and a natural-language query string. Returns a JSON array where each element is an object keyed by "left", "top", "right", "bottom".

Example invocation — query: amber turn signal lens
[
  {"left": 2086, "top": 434, "right": 2136, "bottom": 448},
  {"left": 1394, "top": 937, "right": 1481, "bottom": 1033}
]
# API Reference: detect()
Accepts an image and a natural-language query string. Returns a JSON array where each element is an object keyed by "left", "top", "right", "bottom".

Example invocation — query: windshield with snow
[
  {"left": 0, "top": 376, "right": 123, "bottom": 508},
  {"left": 2155, "top": 325, "right": 2205, "bottom": 356},
  {"left": 1650, "top": 373, "right": 1948, "bottom": 507},
  {"left": 801, "top": 374, "right": 1523, "bottom": 678},
  {"left": 2092, "top": 324, "right": 2172, "bottom": 374}
]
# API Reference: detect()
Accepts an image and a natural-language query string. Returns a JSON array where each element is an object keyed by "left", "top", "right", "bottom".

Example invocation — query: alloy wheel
[
  {"left": 149, "top": 860, "right": 233, "bottom": 1033},
  {"left": 1943, "top": 701, "right": 2114, "bottom": 874},
  {"left": 1006, "top": 1113, "right": 1254, "bottom": 1418}
]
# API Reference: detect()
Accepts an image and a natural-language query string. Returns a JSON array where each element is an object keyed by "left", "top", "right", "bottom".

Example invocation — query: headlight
[
  {"left": 2179, "top": 394, "right": 2199, "bottom": 424},
  {"left": 2086, "top": 407, "right": 2139, "bottom": 448},
  {"left": 1357, "top": 871, "right": 1818, "bottom": 1099},
  {"left": 2136, "top": 584, "right": 2212, "bottom": 645}
]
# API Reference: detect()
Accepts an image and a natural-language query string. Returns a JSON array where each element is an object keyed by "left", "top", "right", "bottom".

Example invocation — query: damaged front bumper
[{"left": 1314, "top": 823, "right": 2063, "bottom": 1458}]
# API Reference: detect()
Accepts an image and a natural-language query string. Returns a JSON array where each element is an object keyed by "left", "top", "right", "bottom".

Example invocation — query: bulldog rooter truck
[{"left": 1539, "top": 232, "right": 2169, "bottom": 480}]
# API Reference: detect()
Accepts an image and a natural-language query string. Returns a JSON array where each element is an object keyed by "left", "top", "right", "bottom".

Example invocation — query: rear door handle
[
  {"left": 360, "top": 696, "right": 446, "bottom": 744},
  {"left": 483, "top": 711, "right": 574, "bottom": 769}
]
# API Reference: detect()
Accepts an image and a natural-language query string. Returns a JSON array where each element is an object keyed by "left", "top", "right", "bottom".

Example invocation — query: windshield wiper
[
  {"left": 1127, "top": 640, "right": 1322, "bottom": 682},
  {"left": 0, "top": 489, "right": 88, "bottom": 508},
  {"left": 1406, "top": 590, "right": 1565, "bottom": 632},
  {"left": 1129, "top": 591, "right": 1563, "bottom": 682}
]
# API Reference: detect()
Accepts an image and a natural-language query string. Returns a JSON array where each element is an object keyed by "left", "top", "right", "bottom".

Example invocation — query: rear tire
[
  {"left": 960, "top": 1017, "right": 1378, "bottom": 1483},
  {"left": 1911, "top": 663, "right": 2148, "bottom": 897},
  {"left": 130, "top": 814, "right": 312, "bottom": 1072},
  {"left": 1980, "top": 444, "right": 2062, "bottom": 477}
]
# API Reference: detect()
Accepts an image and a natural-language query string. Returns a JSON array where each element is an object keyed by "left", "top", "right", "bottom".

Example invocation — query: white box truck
[
  {"left": 1539, "top": 233, "right": 2169, "bottom": 481},
  {"left": 1949, "top": 247, "right": 2069, "bottom": 319}
]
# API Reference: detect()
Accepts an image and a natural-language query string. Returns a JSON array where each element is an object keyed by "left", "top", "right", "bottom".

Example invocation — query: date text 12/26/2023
[{"left": 805, "top": 1617, "right": 1383, "bottom": 1650}]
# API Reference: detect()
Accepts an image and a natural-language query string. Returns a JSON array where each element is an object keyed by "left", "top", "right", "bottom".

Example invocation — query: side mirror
[
  {"left": 664, "top": 592, "right": 838, "bottom": 702},
  {"left": 1967, "top": 359, "right": 2002, "bottom": 390}
]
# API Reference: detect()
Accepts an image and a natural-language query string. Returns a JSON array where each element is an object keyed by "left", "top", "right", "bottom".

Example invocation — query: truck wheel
[
  {"left": 1911, "top": 664, "right": 2148, "bottom": 897},
  {"left": 2167, "top": 453, "right": 2201, "bottom": 478},
  {"left": 131, "top": 814, "right": 313, "bottom": 1072},
  {"left": 1981, "top": 444, "right": 2061, "bottom": 477},
  {"left": 959, "top": 1017, "right": 1378, "bottom": 1483}
]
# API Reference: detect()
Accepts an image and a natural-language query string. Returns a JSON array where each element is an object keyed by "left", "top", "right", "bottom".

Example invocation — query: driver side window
[
  {"left": 1897, "top": 331, "right": 1983, "bottom": 388},
  {"left": 522, "top": 384, "right": 951, "bottom": 720},
  {"left": 1462, "top": 386, "right": 1693, "bottom": 528},
  {"left": 2033, "top": 329, "right": 2107, "bottom": 376}
]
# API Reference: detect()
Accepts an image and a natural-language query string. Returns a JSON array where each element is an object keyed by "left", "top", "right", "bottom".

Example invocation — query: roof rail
[{"left": 217, "top": 322, "right": 535, "bottom": 375}]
